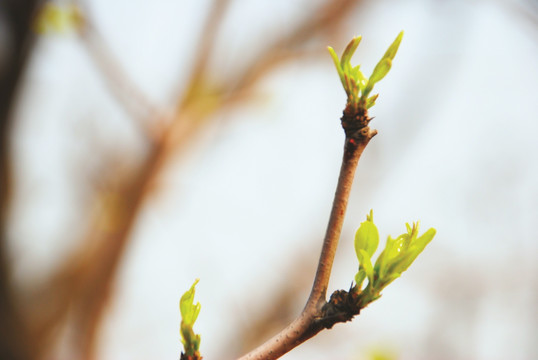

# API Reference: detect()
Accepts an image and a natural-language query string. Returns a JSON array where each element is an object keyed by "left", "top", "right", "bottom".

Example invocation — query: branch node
[
  {"left": 316, "top": 287, "right": 361, "bottom": 330},
  {"left": 341, "top": 106, "right": 376, "bottom": 143}
]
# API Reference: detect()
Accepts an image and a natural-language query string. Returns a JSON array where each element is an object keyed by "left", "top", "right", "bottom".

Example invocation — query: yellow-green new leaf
[
  {"left": 357, "top": 249, "right": 375, "bottom": 284},
  {"left": 412, "top": 228, "right": 436, "bottom": 253},
  {"left": 382, "top": 31, "right": 404, "bottom": 61},
  {"left": 374, "top": 236, "right": 399, "bottom": 279},
  {"left": 354, "top": 269, "right": 367, "bottom": 290},
  {"left": 180, "top": 279, "right": 200, "bottom": 326},
  {"left": 354, "top": 215, "right": 379, "bottom": 257},
  {"left": 327, "top": 46, "right": 345, "bottom": 88},
  {"left": 179, "top": 279, "right": 202, "bottom": 357},
  {"left": 341, "top": 36, "right": 362, "bottom": 68},
  {"left": 385, "top": 228, "right": 435, "bottom": 282},
  {"left": 369, "top": 58, "right": 392, "bottom": 87},
  {"left": 379, "top": 272, "right": 401, "bottom": 289},
  {"left": 366, "top": 94, "right": 379, "bottom": 109},
  {"left": 328, "top": 32, "right": 402, "bottom": 112}
]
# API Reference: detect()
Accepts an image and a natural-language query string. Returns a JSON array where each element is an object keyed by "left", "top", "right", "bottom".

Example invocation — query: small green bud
[{"left": 180, "top": 279, "right": 202, "bottom": 358}]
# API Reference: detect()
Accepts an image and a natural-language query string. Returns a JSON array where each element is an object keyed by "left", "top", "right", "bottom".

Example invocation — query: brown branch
[
  {"left": 238, "top": 111, "right": 377, "bottom": 360},
  {"left": 184, "top": 0, "right": 232, "bottom": 86}
]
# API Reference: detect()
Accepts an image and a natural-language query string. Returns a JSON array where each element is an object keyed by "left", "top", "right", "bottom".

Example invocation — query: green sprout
[
  {"left": 353, "top": 210, "right": 436, "bottom": 307},
  {"left": 328, "top": 32, "right": 403, "bottom": 113},
  {"left": 179, "top": 279, "right": 202, "bottom": 360}
]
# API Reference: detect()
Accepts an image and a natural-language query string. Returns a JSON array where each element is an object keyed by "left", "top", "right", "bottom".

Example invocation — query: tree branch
[{"left": 238, "top": 114, "right": 377, "bottom": 360}]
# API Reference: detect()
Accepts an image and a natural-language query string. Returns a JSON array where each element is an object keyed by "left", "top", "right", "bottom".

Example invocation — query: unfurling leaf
[
  {"left": 357, "top": 249, "right": 375, "bottom": 284},
  {"left": 354, "top": 210, "right": 379, "bottom": 258},
  {"left": 180, "top": 279, "right": 202, "bottom": 358},
  {"left": 352, "top": 211, "right": 436, "bottom": 308},
  {"left": 180, "top": 279, "right": 201, "bottom": 326},
  {"left": 365, "top": 94, "right": 379, "bottom": 109},
  {"left": 355, "top": 269, "right": 367, "bottom": 289},
  {"left": 382, "top": 31, "right": 404, "bottom": 61},
  {"left": 328, "top": 32, "right": 402, "bottom": 112},
  {"left": 369, "top": 58, "right": 392, "bottom": 87},
  {"left": 341, "top": 36, "right": 362, "bottom": 69}
]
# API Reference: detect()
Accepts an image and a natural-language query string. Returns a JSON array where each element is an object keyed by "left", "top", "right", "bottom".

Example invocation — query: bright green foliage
[
  {"left": 354, "top": 210, "right": 379, "bottom": 288},
  {"left": 353, "top": 211, "right": 436, "bottom": 307},
  {"left": 34, "top": 3, "right": 85, "bottom": 34},
  {"left": 328, "top": 32, "right": 403, "bottom": 112},
  {"left": 180, "top": 279, "right": 202, "bottom": 358},
  {"left": 369, "top": 348, "right": 398, "bottom": 360}
]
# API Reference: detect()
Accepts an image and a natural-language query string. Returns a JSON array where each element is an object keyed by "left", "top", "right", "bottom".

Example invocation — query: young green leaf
[
  {"left": 357, "top": 249, "right": 375, "bottom": 284},
  {"left": 180, "top": 279, "right": 200, "bottom": 326},
  {"left": 328, "top": 32, "right": 402, "bottom": 113},
  {"left": 381, "top": 31, "right": 404, "bottom": 61},
  {"left": 352, "top": 210, "right": 435, "bottom": 310},
  {"left": 365, "top": 94, "right": 379, "bottom": 109},
  {"left": 411, "top": 228, "right": 436, "bottom": 253},
  {"left": 180, "top": 279, "right": 202, "bottom": 358},
  {"left": 378, "top": 272, "right": 401, "bottom": 289},
  {"left": 340, "top": 36, "right": 362, "bottom": 69},
  {"left": 369, "top": 58, "right": 392, "bottom": 87},
  {"left": 327, "top": 46, "right": 345, "bottom": 87},
  {"left": 354, "top": 269, "right": 367, "bottom": 289},
  {"left": 387, "top": 228, "right": 436, "bottom": 274},
  {"left": 381, "top": 227, "right": 435, "bottom": 285},
  {"left": 374, "top": 235, "right": 399, "bottom": 279},
  {"left": 354, "top": 210, "right": 379, "bottom": 258}
]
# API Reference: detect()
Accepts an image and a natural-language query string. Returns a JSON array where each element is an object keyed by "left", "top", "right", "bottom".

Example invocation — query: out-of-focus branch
[
  {"left": 238, "top": 129, "right": 376, "bottom": 360},
  {"left": 0, "top": 1, "right": 43, "bottom": 360},
  {"left": 26, "top": 0, "right": 366, "bottom": 358},
  {"left": 25, "top": 1, "right": 233, "bottom": 357},
  {"left": 184, "top": 0, "right": 232, "bottom": 88},
  {"left": 76, "top": 4, "right": 166, "bottom": 142},
  {"left": 227, "top": 0, "right": 358, "bottom": 103}
]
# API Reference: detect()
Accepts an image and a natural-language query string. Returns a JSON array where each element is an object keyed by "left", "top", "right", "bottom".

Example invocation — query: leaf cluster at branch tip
[
  {"left": 328, "top": 32, "right": 403, "bottom": 112},
  {"left": 180, "top": 279, "right": 202, "bottom": 358},
  {"left": 353, "top": 210, "right": 436, "bottom": 306}
]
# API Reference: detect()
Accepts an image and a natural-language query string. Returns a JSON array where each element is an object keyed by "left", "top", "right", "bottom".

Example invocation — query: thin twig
[
  {"left": 184, "top": 0, "right": 232, "bottom": 88},
  {"left": 238, "top": 126, "right": 376, "bottom": 360}
]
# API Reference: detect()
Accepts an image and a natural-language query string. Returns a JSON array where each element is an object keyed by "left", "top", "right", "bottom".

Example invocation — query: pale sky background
[{"left": 6, "top": 0, "right": 538, "bottom": 359}]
